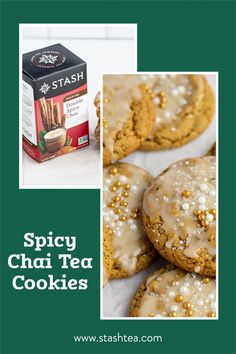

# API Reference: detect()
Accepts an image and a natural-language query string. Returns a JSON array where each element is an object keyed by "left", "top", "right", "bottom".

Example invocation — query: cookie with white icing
[
  {"left": 143, "top": 157, "right": 216, "bottom": 277},
  {"left": 130, "top": 265, "right": 217, "bottom": 318},
  {"left": 102, "top": 75, "right": 156, "bottom": 166},
  {"left": 103, "top": 163, "right": 158, "bottom": 278},
  {"left": 140, "top": 74, "right": 215, "bottom": 150}
]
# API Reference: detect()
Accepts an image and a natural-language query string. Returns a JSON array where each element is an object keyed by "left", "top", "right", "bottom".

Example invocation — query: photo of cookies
[{"left": 101, "top": 72, "right": 217, "bottom": 319}]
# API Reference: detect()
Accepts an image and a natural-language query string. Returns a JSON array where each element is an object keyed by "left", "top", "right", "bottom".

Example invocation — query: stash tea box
[{"left": 22, "top": 43, "right": 89, "bottom": 162}]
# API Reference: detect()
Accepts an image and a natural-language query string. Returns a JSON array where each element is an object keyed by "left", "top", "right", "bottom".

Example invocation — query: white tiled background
[{"left": 22, "top": 25, "right": 136, "bottom": 39}]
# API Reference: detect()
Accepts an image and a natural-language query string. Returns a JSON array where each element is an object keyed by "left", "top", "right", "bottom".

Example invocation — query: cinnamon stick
[
  {"left": 46, "top": 99, "right": 54, "bottom": 130},
  {"left": 53, "top": 103, "right": 61, "bottom": 126},
  {"left": 38, "top": 97, "right": 49, "bottom": 131}
]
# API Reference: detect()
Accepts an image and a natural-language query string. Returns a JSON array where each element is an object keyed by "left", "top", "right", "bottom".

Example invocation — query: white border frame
[
  {"left": 19, "top": 23, "right": 138, "bottom": 190},
  {"left": 100, "top": 71, "right": 219, "bottom": 320}
]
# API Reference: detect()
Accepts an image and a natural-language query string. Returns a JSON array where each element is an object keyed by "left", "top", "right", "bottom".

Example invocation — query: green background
[{"left": 0, "top": 1, "right": 235, "bottom": 353}]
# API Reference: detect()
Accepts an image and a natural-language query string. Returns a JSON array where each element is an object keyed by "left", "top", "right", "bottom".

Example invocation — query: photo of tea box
[{"left": 22, "top": 43, "right": 89, "bottom": 163}]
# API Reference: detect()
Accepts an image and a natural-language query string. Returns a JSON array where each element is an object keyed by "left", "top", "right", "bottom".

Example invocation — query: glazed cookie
[
  {"left": 102, "top": 75, "right": 156, "bottom": 166},
  {"left": 140, "top": 74, "right": 215, "bottom": 150},
  {"left": 130, "top": 265, "right": 217, "bottom": 318},
  {"left": 103, "top": 163, "right": 158, "bottom": 278},
  {"left": 103, "top": 224, "right": 113, "bottom": 287},
  {"left": 143, "top": 156, "right": 216, "bottom": 277},
  {"left": 207, "top": 142, "right": 216, "bottom": 156}
]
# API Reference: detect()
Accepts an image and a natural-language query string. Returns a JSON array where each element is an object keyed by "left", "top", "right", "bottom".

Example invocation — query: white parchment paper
[{"left": 103, "top": 74, "right": 217, "bottom": 318}]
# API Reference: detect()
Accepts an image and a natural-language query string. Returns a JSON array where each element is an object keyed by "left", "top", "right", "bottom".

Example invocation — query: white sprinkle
[
  {"left": 171, "top": 88, "right": 179, "bottom": 96},
  {"left": 178, "top": 85, "right": 185, "bottom": 94},
  {"left": 130, "top": 224, "right": 137, "bottom": 231},
  {"left": 153, "top": 97, "right": 160, "bottom": 105},
  {"left": 168, "top": 291, "right": 175, "bottom": 298},
  {"left": 182, "top": 202, "right": 189, "bottom": 210},
  {"left": 209, "top": 189, "right": 216, "bottom": 197},
  {"left": 194, "top": 266, "right": 201, "bottom": 273},
  {"left": 197, "top": 299, "right": 204, "bottom": 306},
  {"left": 119, "top": 175, "right": 127, "bottom": 183},
  {"left": 198, "top": 196, "right": 206, "bottom": 204},
  {"left": 199, "top": 204, "right": 207, "bottom": 211},
  {"left": 171, "top": 305, "right": 178, "bottom": 312},
  {"left": 131, "top": 185, "right": 138, "bottom": 192},
  {"left": 206, "top": 213, "right": 214, "bottom": 222},
  {"left": 180, "top": 286, "right": 188, "bottom": 294},
  {"left": 165, "top": 240, "right": 173, "bottom": 248},
  {"left": 200, "top": 183, "right": 208, "bottom": 192},
  {"left": 164, "top": 111, "right": 171, "bottom": 118}
]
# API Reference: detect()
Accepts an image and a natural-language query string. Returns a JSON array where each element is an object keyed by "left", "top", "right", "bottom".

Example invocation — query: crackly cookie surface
[
  {"left": 103, "top": 163, "right": 158, "bottom": 278},
  {"left": 103, "top": 224, "right": 114, "bottom": 287},
  {"left": 143, "top": 157, "right": 216, "bottom": 277},
  {"left": 102, "top": 75, "right": 155, "bottom": 166},
  {"left": 130, "top": 265, "right": 217, "bottom": 318},
  {"left": 140, "top": 74, "right": 215, "bottom": 150}
]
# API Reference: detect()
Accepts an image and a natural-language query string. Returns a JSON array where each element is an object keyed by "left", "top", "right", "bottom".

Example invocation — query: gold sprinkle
[
  {"left": 119, "top": 215, "right": 127, "bottom": 222},
  {"left": 114, "top": 208, "right": 122, "bottom": 215},
  {"left": 209, "top": 208, "right": 216, "bottom": 216},
  {"left": 175, "top": 295, "right": 183, "bottom": 303},
  {"left": 168, "top": 311, "right": 177, "bottom": 317},
  {"left": 198, "top": 213, "right": 206, "bottom": 221},
  {"left": 202, "top": 277, "right": 210, "bottom": 284},
  {"left": 122, "top": 191, "right": 129, "bottom": 198},
  {"left": 120, "top": 201, "right": 128, "bottom": 207},
  {"left": 207, "top": 311, "right": 216, "bottom": 317},
  {"left": 194, "top": 210, "right": 202, "bottom": 216},
  {"left": 108, "top": 228, "right": 113, "bottom": 235},
  {"left": 148, "top": 313, "right": 155, "bottom": 317},
  {"left": 160, "top": 103, "right": 166, "bottom": 109},
  {"left": 185, "top": 310, "right": 193, "bottom": 317},
  {"left": 114, "top": 181, "right": 121, "bottom": 187},
  {"left": 123, "top": 184, "right": 130, "bottom": 190},
  {"left": 183, "top": 302, "right": 192, "bottom": 309},
  {"left": 132, "top": 208, "right": 140, "bottom": 213},
  {"left": 201, "top": 220, "right": 209, "bottom": 228},
  {"left": 182, "top": 190, "right": 191, "bottom": 198},
  {"left": 110, "top": 186, "right": 117, "bottom": 192},
  {"left": 159, "top": 91, "right": 165, "bottom": 97},
  {"left": 109, "top": 167, "right": 118, "bottom": 175},
  {"left": 112, "top": 196, "right": 120, "bottom": 202},
  {"left": 131, "top": 213, "right": 139, "bottom": 219},
  {"left": 107, "top": 202, "right": 115, "bottom": 208}
]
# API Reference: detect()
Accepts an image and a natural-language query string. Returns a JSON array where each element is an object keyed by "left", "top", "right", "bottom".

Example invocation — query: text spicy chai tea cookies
[
  {"left": 130, "top": 265, "right": 216, "bottom": 318},
  {"left": 103, "top": 163, "right": 158, "bottom": 281},
  {"left": 143, "top": 156, "right": 216, "bottom": 277},
  {"left": 22, "top": 43, "right": 89, "bottom": 163}
]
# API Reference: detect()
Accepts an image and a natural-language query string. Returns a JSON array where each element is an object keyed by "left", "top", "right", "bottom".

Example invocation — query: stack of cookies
[{"left": 97, "top": 74, "right": 216, "bottom": 318}]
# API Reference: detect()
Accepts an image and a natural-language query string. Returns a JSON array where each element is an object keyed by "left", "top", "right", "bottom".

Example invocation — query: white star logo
[
  {"left": 39, "top": 83, "right": 50, "bottom": 94},
  {"left": 39, "top": 54, "right": 58, "bottom": 64}
]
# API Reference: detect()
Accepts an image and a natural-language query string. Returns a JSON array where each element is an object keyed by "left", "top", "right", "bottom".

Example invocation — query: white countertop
[{"left": 21, "top": 38, "right": 136, "bottom": 188}]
